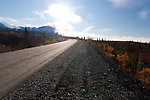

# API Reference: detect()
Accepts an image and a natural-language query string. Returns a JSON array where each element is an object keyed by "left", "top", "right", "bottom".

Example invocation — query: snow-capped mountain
[
  {"left": 0, "top": 22, "right": 18, "bottom": 29},
  {"left": 0, "top": 22, "right": 56, "bottom": 34}
]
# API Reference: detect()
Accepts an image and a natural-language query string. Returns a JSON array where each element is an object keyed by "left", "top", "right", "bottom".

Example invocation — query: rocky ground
[{"left": 2, "top": 40, "right": 150, "bottom": 100}]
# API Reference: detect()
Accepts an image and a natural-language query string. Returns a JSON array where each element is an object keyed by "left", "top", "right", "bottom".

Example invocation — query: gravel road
[
  {"left": 0, "top": 39, "right": 77, "bottom": 98},
  {"left": 2, "top": 40, "right": 150, "bottom": 100}
]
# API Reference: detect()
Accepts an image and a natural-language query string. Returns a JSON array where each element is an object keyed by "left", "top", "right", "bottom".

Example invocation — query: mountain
[
  {"left": 0, "top": 22, "right": 57, "bottom": 35},
  {"left": 0, "top": 22, "right": 18, "bottom": 29}
]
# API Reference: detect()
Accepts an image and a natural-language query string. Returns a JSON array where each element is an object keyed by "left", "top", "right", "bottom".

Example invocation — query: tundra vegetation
[
  {"left": 0, "top": 28, "right": 66, "bottom": 53},
  {"left": 87, "top": 38, "right": 150, "bottom": 90}
]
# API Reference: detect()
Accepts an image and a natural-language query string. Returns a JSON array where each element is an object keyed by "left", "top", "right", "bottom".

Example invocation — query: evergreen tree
[
  {"left": 24, "top": 27, "right": 29, "bottom": 35},
  {"left": 23, "top": 27, "right": 30, "bottom": 47}
]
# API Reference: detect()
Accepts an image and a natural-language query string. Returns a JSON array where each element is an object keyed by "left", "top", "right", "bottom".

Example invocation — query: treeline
[
  {"left": 0, "top": 28, "right": 66, "bottom": 53},
  {"left": 88, "top": 39, "right": 150, "bottom": 90}
]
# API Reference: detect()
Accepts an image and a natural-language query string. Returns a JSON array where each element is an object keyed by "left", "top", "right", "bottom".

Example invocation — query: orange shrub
[
  {"left": 107, "top": 53, "right": 115, "bottom": 59},
  {"left": 107, "top": 45, "right": 114, "bottom": 53},
  {"left": 137, "top": 68, "right": 150, "bottom": 89},
  {"left": 116, "top": 52, "right": 129, "bottom": 66}
]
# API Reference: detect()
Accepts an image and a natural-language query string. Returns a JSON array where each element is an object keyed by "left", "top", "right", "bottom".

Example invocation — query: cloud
[
  {"left": 72, "top": 32, "right": 150, "bottom": 43},
  {"left": 0, "top": 16, "right": 19, "bottom": 24},
  {"left": 44, "top": 4, "right": 81, "bottom": 23},
  {"left": 0, "top": 16, "right": 4, "bottom": 20},
  {"left": 83, "top": 26, "right": 94, "bottom": 33},
  {"left": 60, "top": 27, "right": 150, "bottom": 43},
  {"left": 6, "top": 17, "right": 19, "bottom": 23},
  {"left": 34, "top": 11, "right": 46, "bottom": 19},
  {"left": 34, "top": 4, "right": 82, "bottom": 35},
  {"left": 108, "top": 0, "right": 129, "bottom": 7},
  {"left": 138, "top": 9, "right": 149, "bottom": 20},
  {"left": 53, "top": 21, "right": 74, "bottom": 34},
  {"left": 108, "top": 35, "right": 150, "bottom": 43}
]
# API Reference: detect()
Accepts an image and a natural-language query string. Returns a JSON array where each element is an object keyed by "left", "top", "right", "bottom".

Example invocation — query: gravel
[{"left": 2, "top": 40, "right": 150, "bottom": 100}]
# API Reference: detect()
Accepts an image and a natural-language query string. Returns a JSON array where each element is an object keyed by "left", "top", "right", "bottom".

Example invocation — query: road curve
[{"left": 0, "top": 39, "right": 77, "bottom": 98}]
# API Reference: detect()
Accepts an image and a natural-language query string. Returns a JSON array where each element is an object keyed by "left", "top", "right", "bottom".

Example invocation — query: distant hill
[
  {"left": 0, "top": 22, "right": 61, "bottom": 37},
  {"left": 0, "top": 22, "right": 67, "bottom": 53}
]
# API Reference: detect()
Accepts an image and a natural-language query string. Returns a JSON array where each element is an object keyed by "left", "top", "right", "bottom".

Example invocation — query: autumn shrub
[
  {"left": 107, "top": 45, "right": 114, "bottom": 53},
  {"left": 137, "top": 68, "right": 150, "bottom": 90},
  {"left": 89, "top": 40, "right": 150, "bottom": 90},
  {"left": 116, "top": 52, "right": 129, "bottom": 66}
]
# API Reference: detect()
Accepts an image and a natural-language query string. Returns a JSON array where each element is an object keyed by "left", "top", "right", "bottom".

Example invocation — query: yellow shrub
[
  {"left": 108, "top": 53, "right": 115, "bottom": 59},
  {"left": 116, "top": 53, "right": 129, "bottom": 66},
  {"left": 137, "top": 68, "right": 150, "bottom": 89},
  {"left": 107, "top": 45, "right": 114, "bottom": 52}
]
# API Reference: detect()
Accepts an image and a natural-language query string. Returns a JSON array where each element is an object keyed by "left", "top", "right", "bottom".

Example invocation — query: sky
[{"left": 0, "top": 0, "right": 150, "bottom": 42}]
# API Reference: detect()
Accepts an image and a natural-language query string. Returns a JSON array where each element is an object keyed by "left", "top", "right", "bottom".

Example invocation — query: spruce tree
[
  {"left": 24, "top": 27, "right": 29, "bottom": 47},
  {"left": 24, "top": 27, "right": 29, "bottom": 35}
]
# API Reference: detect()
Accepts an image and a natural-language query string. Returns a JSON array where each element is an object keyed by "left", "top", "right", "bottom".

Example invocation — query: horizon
[{"left": 0, "top": 0, "right": 150, "bottom": 42}]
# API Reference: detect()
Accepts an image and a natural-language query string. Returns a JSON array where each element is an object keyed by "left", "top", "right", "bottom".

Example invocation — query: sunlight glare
[{"left": 44, "top": 4, "right": 81, "bottom": 23}]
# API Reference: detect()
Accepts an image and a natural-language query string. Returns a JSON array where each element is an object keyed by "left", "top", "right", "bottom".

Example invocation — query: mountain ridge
[{"left": 0, "top": 22, "right": 57, "bottom": 35}]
